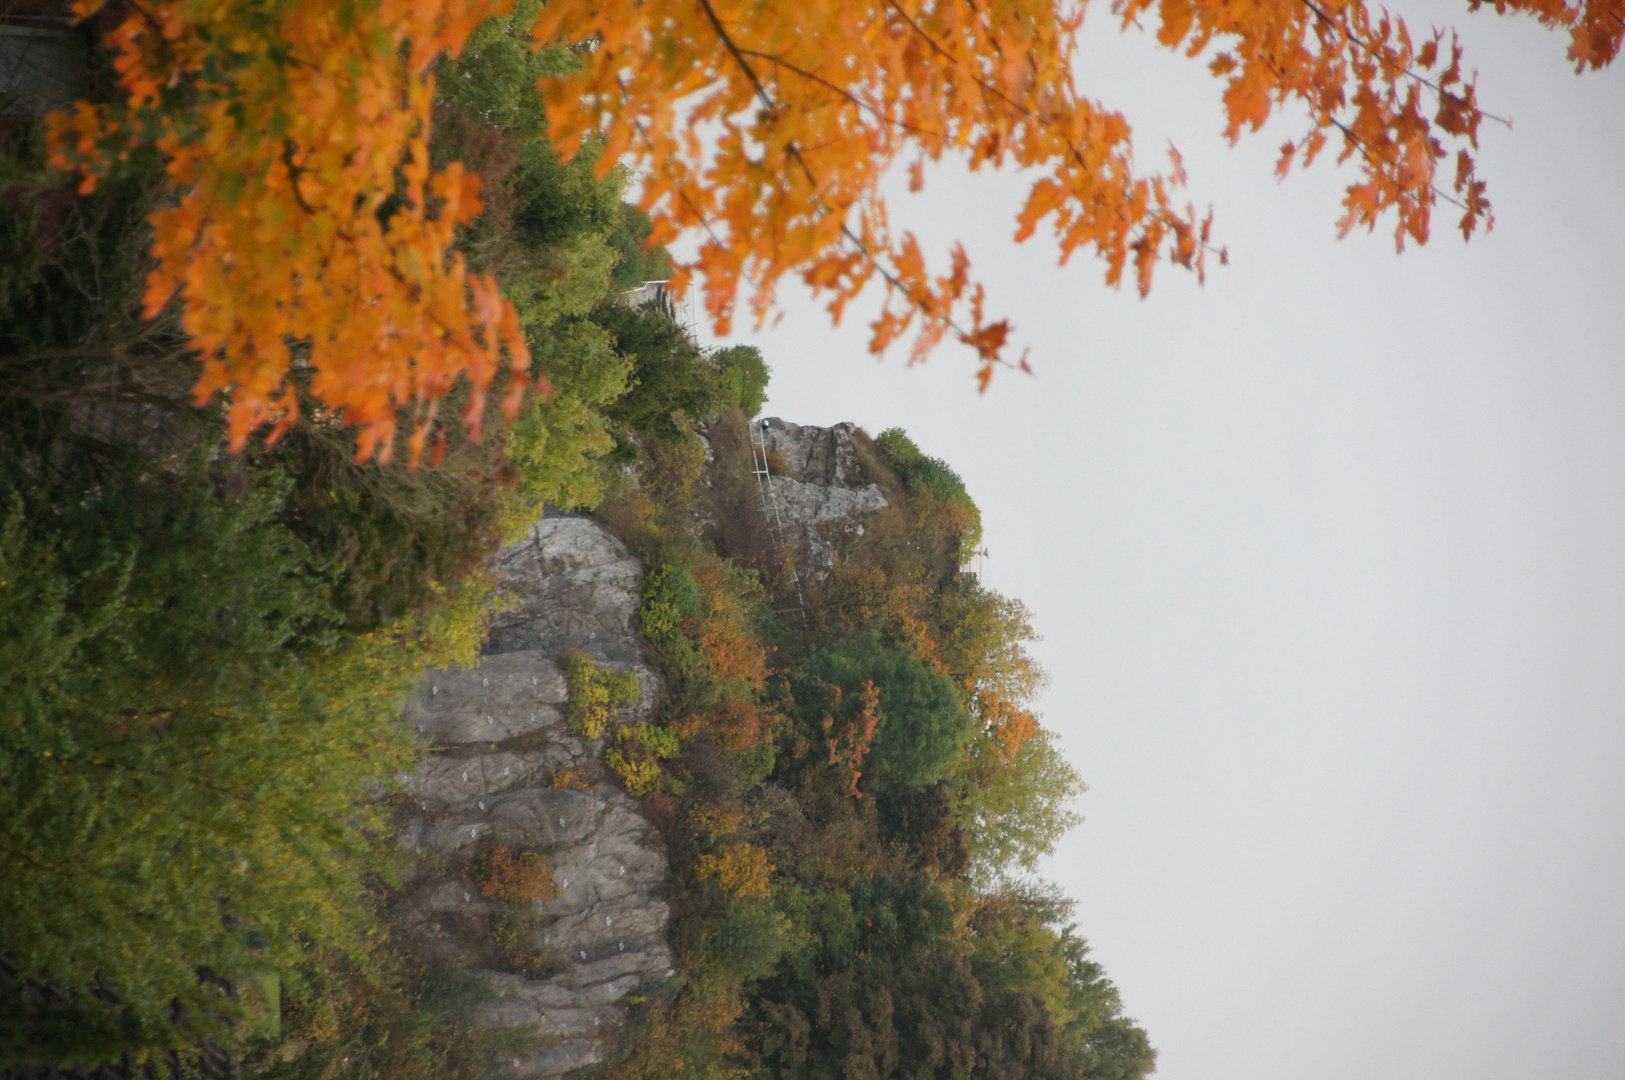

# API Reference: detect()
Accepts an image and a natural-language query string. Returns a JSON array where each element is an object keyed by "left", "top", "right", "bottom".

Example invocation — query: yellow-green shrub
[
  {"left": 562, "top": 651, "right": 640, "bottom": 739},
  {"left": 488, "top": 909, "right": 553, "bottom": 978},
  {"left": 607, "top": 723, "right": 681, "bottom": 796},
  {"left": 606, "top": 752, "right": 663, "bottom": 797}
]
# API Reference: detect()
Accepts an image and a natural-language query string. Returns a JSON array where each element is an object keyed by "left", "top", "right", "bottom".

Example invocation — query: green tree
[
  {"left": 790, "top": 634, "right": 975, "bottom": 791},
  {"left": 0, "top": 458, "right": 419, "bottom": 1059},
  {"left": 744, "top": 871, "right": 1157, "bottom": 1080},
  {"left": 963, "top": 729, "right": 1084, "bottom": 883},
  {"left": 433, "top": 3, "right": 689, "bottom": 510},
  {"left": 971, "top": 893, "right": 1159, "bottom": 1080},
  {"left": 874, "top": 428, "right": 982, "bottom": 556},
  {"left": 710, "top": 345, "right": 771, "bottom": 418},
  {"left": 934, "top": 580, "right": 1047, "bottom": 706},
  {"left": 594, "top": 300, "right": 721, "bottom": 444},
  {"left": 875, "top": 780, "right": 974, "bottom": 877}
]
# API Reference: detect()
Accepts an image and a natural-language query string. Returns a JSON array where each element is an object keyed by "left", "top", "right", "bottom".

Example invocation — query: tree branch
[
  {"left": 1295, "top": 0, "right": 1511, "bottom": 126},
  {"left": 736, "top": 48, "right": 945, "bottom": 138}
]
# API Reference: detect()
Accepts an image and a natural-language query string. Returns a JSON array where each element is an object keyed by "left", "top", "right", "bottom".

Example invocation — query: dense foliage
[
  {"left": 584, "top": 408, "right": 1137, "bottom": 1080},
  {"left": 531, "top": 0, "right": 1618, "bottom": 389},
  {"left": 874, "top": 428, "right": 983, "bottom": 556},
  {"left": 1, "top": 459, "right": 406, "bottom": 1056},
  {"left": 3, "top": 8, "right": 1138, "bottom": 1076}
]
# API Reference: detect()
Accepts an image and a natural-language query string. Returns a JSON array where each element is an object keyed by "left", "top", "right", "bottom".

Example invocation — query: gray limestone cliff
[
  {"left": 749, "top": 417, "right": 888, "bottom": 575},
  {"left": 391, "top": 513, "right": 674, "bottom": 1079}
]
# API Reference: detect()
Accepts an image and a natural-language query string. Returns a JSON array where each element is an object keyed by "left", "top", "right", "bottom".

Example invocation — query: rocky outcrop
[
  {"left": 387, "top": 421, "right": 889, "bottom": 1076},
  {"left": 752, "top": 418, "right": 888, "bottom": 575},
  {"left": 392, "top": 513, "right": 675, "bottom": 1079}
]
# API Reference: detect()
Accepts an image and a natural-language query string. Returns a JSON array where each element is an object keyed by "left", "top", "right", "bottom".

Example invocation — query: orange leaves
[
  {"left": 1451, "top": 150, "right": 1491, "bottom": 242},
  {"left": 695, "top": 597, "right": 771, "bottom": 691},
  {"left": 47, "top": 0, "right": 529, "bottom": 462},
  {"left": 471, "top": 836, "right": 557, "bottom": 902},
  {"left": 1566, "top": 0, "right": 1625, "bottom": 69},
  {"left": 1168, "top": 143, "right": 1189, "bottom": 186},
  {"left": 1468, "top": 0, "right": 1625, "bottom": 71},
  {"left": 1125, "top": 0, "right": 1512, "bottom": 252},
  {"left": 1275, "top": 141, "right": 1297, "bottom": 181},
  {"left": 678, "top": 699, "right": 775, "bottom": 751},
  {"left": 531, "top": 0, "right": 1197, "bottom": 382},
  {"left": 1221, "top": 61, "right": 1277, "bottom": 138},
  {"left": 977, "top": 690, "right": 1040, "bottom": 764},
  {"left": 525, "top": 0, "right": 1602, "bottom": 380},
  {"left": 41, "top": 0, "right": 1610, "bottom": 436},
  {"left": 1014, "top": 178, "right": 1067, "bottom": 244},
  {"left": 822, "top": 680, "right": 880, "bottom": 798}
]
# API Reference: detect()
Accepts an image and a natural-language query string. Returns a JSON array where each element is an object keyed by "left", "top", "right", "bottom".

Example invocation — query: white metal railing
[{"left": 620, "top": 279, "right": 695, "bottom": 339}]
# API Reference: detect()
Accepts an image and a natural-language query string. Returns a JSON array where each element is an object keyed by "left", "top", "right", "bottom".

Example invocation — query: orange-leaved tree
[
  {"left": 48, "top": 0, "right": 531, "bottom": 463},
  {"left": 48, "top": 0, "right": 1623, "bottom": 451},
  {"left": 531, "top": 0, "right": 1621, "bottom": 388}
]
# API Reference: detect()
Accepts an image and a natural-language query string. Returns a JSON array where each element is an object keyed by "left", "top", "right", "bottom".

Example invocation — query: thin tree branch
[
  {"left": 735, "top": 48, "right": 946, "bottom": 138},
  {"left": 685, "top": 2, "right": 1003, "bottom": 358},
  {"left": 1259, "top": 50, "right": 1480, "bottom": 220},
  {"left": 693, "top": 0, "right": 778, "bottom": 115},
  {"left": 1296, "top": 0, "right": 1512, "bottom": 126}
]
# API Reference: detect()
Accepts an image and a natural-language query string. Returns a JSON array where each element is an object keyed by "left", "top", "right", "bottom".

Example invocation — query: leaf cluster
[
  {"left": 45, "top": 0, "right": 535, "bottom": 462},
  {"left": 561, "top": 650, "right": 641, "bottom": 741},
  {"left": 874, "top": 426, "right": 983, "bottom": 557}
]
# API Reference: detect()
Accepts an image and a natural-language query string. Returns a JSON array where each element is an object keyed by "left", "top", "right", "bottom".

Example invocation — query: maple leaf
[
  {"left": 1169, "top": 142, "right": 1189, "bottom": 186},
  {"left": 1276, "top": 140, "right": 1297, "bottom": 180}
]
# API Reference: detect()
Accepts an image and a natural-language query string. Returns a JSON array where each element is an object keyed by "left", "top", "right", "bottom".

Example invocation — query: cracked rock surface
[
  {"left": 393, "top": 513, "right": 675, "bottom": 1079},
  {"left": 754, "top": 417, "right": 888, "bottom": 575}
]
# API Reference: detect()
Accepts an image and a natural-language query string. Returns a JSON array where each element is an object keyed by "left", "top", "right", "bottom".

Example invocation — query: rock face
[
  {"left": 752, "top": 417, "right": 888, "bottom": 575},
  {"left": 393, "top": 513, "right": 675, "bottom": 1079},
  {"left": 387, "top": 423, "right": 888, "bottom": 1076}
]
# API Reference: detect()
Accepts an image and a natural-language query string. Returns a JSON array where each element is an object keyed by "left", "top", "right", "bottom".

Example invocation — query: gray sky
[{"left": 687, "top": 7, "right": 1624, "bottom": 1079}]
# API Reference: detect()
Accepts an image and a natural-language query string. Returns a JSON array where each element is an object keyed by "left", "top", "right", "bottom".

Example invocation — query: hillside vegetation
[
  {"left": 577, "top": 412, "right": 1154, "bottom": 1080},
  {"left": 0, "top": 11, "right": 1149, "bottom": 1078}
]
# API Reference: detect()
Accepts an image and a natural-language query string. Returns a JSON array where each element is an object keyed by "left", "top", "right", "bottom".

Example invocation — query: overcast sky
[{"left": 684, "top": 7, "right": 1624, "bottom": 1080}]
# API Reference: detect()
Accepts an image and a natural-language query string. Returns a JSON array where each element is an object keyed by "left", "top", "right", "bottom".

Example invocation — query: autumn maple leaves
[
  {"left": 45, "top": 0, "right": 1621, "bottom": 459},
  {"left": 48, "top": 0, "right": 530, "bottom": 463},
  {"left": 534, "top": 0, "right": 1212, "bottom": 391}
]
